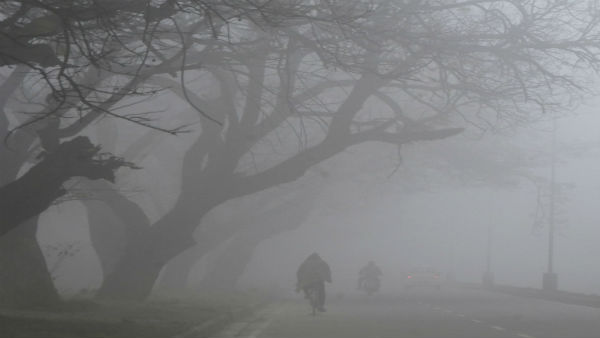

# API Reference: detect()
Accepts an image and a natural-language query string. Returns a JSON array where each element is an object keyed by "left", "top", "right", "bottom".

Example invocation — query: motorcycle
[{"left": 361, "top": 276, "right": 381, "bottom": 296}]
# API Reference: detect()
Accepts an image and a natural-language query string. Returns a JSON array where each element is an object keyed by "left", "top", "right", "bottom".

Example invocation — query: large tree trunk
[
  {"left": 99, "top": 141, "right": 332, "bottom": 300},
  {"left": 156, "top": 214, "right": 249, "bottom": 291},
  {"left": 85, "top": 121, "right": 177, "bottom": 289},
  {"left": 0, "top": 67, "right": 62, "bottom": 308},
  {"left": 198, "top": 234, "right": 259, "bottom": 292},
  {"left": 0, "top": 136, "right": 134, "bottom": 306},
  {"left": 95, "top": 231, "right": 169, "bottom": 300},
  {"left": 97, "top": 260, "right": 164, "bottom": 301},
  {"left": 156, "top": 212, "right": 249, "bottom": 292},
  {"left": 156, "top": 246, "right": 204, "bottom": 291},
  {"left": 96, "top": 167, "right": 225, "bottom": 300},
  {"left": 199, "top": 189, "right": 317, "bottom": 292},
  {"left": 85, "top": 200, "right": 128, "bottom": 277},
  {"left": 0, "top": 217, "right": 60, "bottom": 308},
  {"left": 85, "top": 180, "right": 152, "bottom": 279},
  {"left": 0, "top": 136, "right": 128, "bottom": 237}
]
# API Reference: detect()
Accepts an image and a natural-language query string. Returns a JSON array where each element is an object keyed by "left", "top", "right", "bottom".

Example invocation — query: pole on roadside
[
  {"left": 482, "top": 222, "right": 494, "bottom": 288},
  {"left": 543, "top": 117, "right": 558, "bottom": 292}
]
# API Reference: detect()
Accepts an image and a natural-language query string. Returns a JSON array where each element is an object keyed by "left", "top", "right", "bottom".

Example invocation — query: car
[{"left": 404, "top": 267, "right": 442, "bottom": 290}]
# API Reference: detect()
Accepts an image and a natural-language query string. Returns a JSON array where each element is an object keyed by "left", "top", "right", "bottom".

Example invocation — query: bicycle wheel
[{"left": 308, "top": 288, "right": 318, "bottom": 316}]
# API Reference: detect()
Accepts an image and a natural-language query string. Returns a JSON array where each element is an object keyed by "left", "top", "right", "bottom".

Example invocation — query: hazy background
[{"left": 37, "top": 96, "right": 600, "bottom": 296}]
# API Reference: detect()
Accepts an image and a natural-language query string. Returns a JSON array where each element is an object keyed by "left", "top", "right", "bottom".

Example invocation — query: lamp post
[
  {"left": 543, "top": 117, "right": 558, "bottom": 292},
  {"left": 482, "top": 222, "right": 494, "bottom": 288}
]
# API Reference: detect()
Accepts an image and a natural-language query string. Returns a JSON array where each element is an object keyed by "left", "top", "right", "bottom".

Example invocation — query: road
[{"left": 207, "top": 286, "right": 600, "bottom": 338}]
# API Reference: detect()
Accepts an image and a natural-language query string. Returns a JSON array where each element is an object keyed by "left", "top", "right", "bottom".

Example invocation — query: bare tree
[
  {"left": 94, "top": 0, "right": 600, "bottom": 300},
  {"left": 4, "top": 0, "right": 600, "bottom": 302},
  {"left": 0, "top": 0, "right": 367, "bottom": 306},
  {"left": 0, "top": 0, "right": 365, "bottom": 233}
]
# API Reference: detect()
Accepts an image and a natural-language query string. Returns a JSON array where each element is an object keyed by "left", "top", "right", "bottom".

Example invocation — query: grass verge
[{"left": 0, "top": 291, "right": 264, "bottom": 338}]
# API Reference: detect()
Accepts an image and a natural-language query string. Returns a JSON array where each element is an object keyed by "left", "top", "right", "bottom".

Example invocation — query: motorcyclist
[
  {"left": 296, "top": 252, "right": 332, "bottom": 312},
  {"left": 358, "top": 261, "right": 383, "bottom": 291}
]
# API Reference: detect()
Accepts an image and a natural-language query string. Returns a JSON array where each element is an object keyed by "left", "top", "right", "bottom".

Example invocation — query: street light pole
[
  {"left": 483, "top": 222, "right": 494, "bottom": 288},
  {"left": 543, "top": 117, "right": 558, "bottom": 292}
]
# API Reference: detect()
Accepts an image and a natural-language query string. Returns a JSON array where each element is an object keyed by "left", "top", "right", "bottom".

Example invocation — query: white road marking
[
  {"left": 173, "top": 317, "right": 221, "bottom": 338},
  {"left": 206, "top": 304, "right": 285, "bottom": 338},
  {"left": 517, "top": 334, "right": 535, "bottom": 338},
  {"left": 400, "top": 300, "right": 535, "bottom": 338},
  {"left": 246, "top": 316, "right": 276, "bottom": 338},
  {"left": 243, "top": 306, "right": 285, "bottom": 338}
]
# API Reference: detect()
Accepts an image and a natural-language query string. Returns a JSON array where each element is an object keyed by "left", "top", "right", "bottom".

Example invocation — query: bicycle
[{"left": 306, "top": 285, "right": 320, "bottom": 316}]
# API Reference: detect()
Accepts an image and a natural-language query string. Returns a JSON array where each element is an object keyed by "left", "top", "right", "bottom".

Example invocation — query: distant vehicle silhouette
[{"left": 405, "top": 267, "right": 442, "bottom": 290}]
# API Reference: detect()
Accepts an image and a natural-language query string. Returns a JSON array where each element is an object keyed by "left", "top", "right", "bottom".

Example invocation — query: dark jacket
[{"left": 297, "top": 253, "right": 332, "bottom": 288}]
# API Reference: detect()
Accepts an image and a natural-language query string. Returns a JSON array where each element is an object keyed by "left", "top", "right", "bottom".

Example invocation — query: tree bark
[
  {"left": 198, "top": 188, "right": 317, "bottom": 292},
  {"left": 155, "top": 206, "right": 251, "bottom": 292},
  {"left": 96, "top": 150, "right": 228, "bottom": 300},
  {"left": 0, "top": 217, "right": 60, "bottom": 308},
  {"left": 155, "top": 246, "right": 205, "bottom": 291},
  {"left": 94, "top": 229, "right": 165, "bottom": 300},
  {"left": 0, "top": 67, "right": 62, "bottom": 308},
  {"left": 84, "top": 180, "right": 152, "bottom": 279},
  {"left": 198, "top": 234, "right": 259, "bottom": 292},
  {"left": 0, "top": 136, "right": 128, "bottom": 237},
  {"left": 85, "top": 200, "right": 128, "bottom": 278}
]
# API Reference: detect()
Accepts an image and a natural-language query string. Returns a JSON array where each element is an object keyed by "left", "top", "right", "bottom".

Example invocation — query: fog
[
  {"left": 5, "top": 1, "right": 600, "bottom": 337},
  {"left": 244, "top": 106, "right": 600, "bottom": 295},
  {"left": 38, "top": 102, "right": 600, "bottom": 297}
]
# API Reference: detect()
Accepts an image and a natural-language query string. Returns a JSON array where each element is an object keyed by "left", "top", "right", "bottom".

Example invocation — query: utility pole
[{"left": 543, "top": 117, "right": 558, "bottom": 292}]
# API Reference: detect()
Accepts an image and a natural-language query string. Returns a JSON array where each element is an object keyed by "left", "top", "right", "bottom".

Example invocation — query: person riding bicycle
[
  {"left": 357, "top": 261, "right": 382, "bottom": 291},
  {"left": 296, "top": 252, "right": 331, "bottom": 312}
]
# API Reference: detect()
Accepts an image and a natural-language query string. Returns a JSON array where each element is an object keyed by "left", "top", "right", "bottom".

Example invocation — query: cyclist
[{"left": 296, "top": 252, "right": 332, "bottom": 312}]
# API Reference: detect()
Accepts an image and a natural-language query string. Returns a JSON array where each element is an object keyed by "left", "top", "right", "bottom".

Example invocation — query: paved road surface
[{"left": 208, "top": 286, "right": 600, "bottom": 338}]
